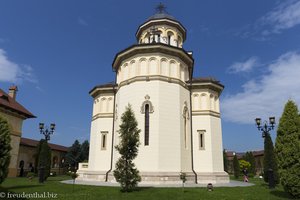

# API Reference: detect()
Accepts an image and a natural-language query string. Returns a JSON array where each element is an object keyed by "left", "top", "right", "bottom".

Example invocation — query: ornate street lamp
[
  {"left": 255, "top": 117, "right": 275, "bottom": 138},
  {"left": 255, "top": 116, "right": 276, "bottom": 189},
  {"left": 39, "top": 123, "right": 55, "bottom": 141}
]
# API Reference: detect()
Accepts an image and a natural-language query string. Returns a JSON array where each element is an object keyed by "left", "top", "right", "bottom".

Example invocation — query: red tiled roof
[
  {"left": 0, "top": 88, "right": 35, "bottom": 118},
  {"left": 20, "top": 137, "right": 69, "bottom": 152},
  {"left": 252, "top": 150, "right": 264, "bottom": 156}
]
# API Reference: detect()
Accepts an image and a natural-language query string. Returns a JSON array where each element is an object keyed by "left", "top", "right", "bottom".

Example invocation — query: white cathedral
[{"left": 78, "top": 8, "right": 229, "bottom": 184}]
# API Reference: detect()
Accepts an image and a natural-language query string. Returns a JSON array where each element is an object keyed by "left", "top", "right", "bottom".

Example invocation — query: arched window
[
  {"left": 183, "top": 102, "right": 189, "bottom": 149},
  {"left": 19, "top": 160, "right": 24, "bottom": 168},
  {"left": 52, "top": 156, "right": 58, "bottom": 168},
  {"left": 141, "top": 95, "right": 154, "bottom": 146},
  {"left": 145, "top": 104, "right": 150, "bottom": 146}
]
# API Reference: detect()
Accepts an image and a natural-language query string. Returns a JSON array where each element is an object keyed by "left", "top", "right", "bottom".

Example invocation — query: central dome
[{"left": 147, "top": 12, "right": 176, "bottom": 21}]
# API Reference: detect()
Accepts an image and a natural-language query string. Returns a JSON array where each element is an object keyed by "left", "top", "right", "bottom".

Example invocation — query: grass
[{"left": 0, "top": 176, "right": 294, "bottom": 200}]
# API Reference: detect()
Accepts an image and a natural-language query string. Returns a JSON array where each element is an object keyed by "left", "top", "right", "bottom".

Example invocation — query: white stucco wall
[{"left": 112, "top": 80, "right": 191, "bottom": 173}]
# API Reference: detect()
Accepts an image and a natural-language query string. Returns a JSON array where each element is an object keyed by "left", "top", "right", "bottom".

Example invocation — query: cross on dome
[{"left": 155, "top": 3, "right": 167, "bottom": 14}]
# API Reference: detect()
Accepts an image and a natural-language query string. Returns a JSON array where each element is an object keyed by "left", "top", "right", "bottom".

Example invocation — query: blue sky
[{"left": 1, "top": 0, "right": 300, "bottom": 152}]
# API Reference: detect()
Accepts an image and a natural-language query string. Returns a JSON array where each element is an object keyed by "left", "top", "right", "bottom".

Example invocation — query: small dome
[{"left": 147, "top": 13, "right": 176, "bottom": 21}]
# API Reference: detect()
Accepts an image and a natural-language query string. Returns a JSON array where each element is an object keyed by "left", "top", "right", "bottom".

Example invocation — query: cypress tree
[
  {"left": 113, "top": 104, "right": 141, "bottom": 192},
  {"left": 248, "top": 152, "right": 256, "bottom": 176},
  {"left": 80, "top": 140, "right": 89, "bottom": 162},
  {"left": 37, "top": 139, "right": 51, "bottom": 180},
  {"left": 263, "top": 133, "right": 279, "bottom": 184},
  {"left": 0, "top": 116, "right": 12, "bottom": 184},
  {"left": 223, "top": 149, "right": 228, "bottom": 173},
  {"left": 66, "top": 140, "right": 81, "bottom": 170},
  {"left": 275, "top": 100, "right": 300, "bottom": 198},
  {"left": 233, "top": 154, "right": 240, "bottom": 179},
  {"left": 243, "top": 152, "right": 256, "bottom": 176}
]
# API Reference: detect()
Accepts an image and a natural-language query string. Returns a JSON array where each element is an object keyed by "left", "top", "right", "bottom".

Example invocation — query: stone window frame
[
  {"left": 140, "top": 95, "right": 154, "bottom": 146},
  {"left": 100, "top": 131, "right": 108, "bottom": 150},
  {"left": 198, "top": 130, "right": 206, "bottom": 150}
]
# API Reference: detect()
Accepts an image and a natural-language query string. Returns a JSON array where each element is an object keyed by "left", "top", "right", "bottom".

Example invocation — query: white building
[{"left": 78, "top": 9, "right": 229, "bottom": 184}]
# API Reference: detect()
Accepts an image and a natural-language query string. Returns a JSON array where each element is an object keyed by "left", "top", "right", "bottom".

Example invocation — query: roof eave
[{"left": 112, "top": 43, "right": 194, "bottom": 72}]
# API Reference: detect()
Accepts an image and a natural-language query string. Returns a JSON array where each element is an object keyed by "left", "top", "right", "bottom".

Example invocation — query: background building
[
  {"left": 225, "top": 150, "right": 264, "bottom": 175},
  {"left": 17, "top": 137, "right": 68, "bottom": 176},
  {"left": 0, "top": 86, "right": 35, "bottom": 177}
]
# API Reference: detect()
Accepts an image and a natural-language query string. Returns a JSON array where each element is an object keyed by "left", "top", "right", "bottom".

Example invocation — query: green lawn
[{"left": 0, "top": 176, "right": 293, "bottom": 200}]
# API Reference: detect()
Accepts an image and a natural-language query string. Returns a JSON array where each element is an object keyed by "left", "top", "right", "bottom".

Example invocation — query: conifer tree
[
  {"left": 37, "top": 139, "right": 51, "bottom": 180},
  {"left": 113, "top": 105, "right": 141, "bottom": 192},
  {"left": 223, "top": 149, "right": 228, "bottom": 173},
  {"left": 233, "top": 154, "right": 240, "bottom": 178},
  {"left": 0, "top": 116, "right": 12, "bottom": 184},
  {"left": 80, "top": 140, "right": 89, "bottom": 162},
  {"left": 275, "top": 100, "right": 300, "bottom": 198},
  {"left": 263, "top": 133, "right": 279, "bottom": 184},
  {"left": 243, "top": 152, "right": 256, "bottom": 176},
  {"left": 66, "top": 140, "right": 81, "bottom": 170}
]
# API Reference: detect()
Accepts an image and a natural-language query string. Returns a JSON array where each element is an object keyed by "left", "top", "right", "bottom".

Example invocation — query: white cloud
[
  {"left": 0, "top": 49, "right": 37, "bottom": 83},
  {"left": 227, "top": 57, "right": 259, "bottom": 73},
  {"left": 261, "top": 0, "right": 300, "bottom": 34},
  {"left": 222, "top": 51, "right": 300, "bottom": 124},
  {"left": 78, "top": 17, "right": 88, "bottom": 26},
  {"left": 234, "top": 0, "right": 300, "bottom": 39}
]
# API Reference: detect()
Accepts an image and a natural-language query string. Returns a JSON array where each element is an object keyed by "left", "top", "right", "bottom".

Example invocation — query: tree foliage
[
  {"left": 66, "top": 139, "right": 90, "bottom": 169},
  {"left": 37, "top": 139, "right": 51, "bottom": 180},
  {"left": 223, "top": 149, "right": 228, "bottom": 173},
  {"left": 0, "top": 116, "right": 12, "bottom": 184},
  {"left": 113, "top": 105, "right": 141, "bottom": 192},
  {"left": 80, "top": 140, "right": 89, "bottom": 162},
  {"left": 239, "top": 159, "right": 251, "bottom": 171},
  {"left": 65, "top": 140, "right": 82, "bottom": 169},
  {"left": 275, "top": 100, "right": 300, "bottom": 198},
  {"left": 233, "top": 154, "right": 240, "bottom": 179},
  {"left": 263, "top": 133, "right": 279, "bottom": 184},
  {"left": 243, "top": 152, "right": 256, "bottom": 176}
]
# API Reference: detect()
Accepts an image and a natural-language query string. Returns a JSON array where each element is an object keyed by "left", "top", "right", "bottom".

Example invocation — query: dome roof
[{"left": 147, "top": 12, "right": 176, "bottom": 21}]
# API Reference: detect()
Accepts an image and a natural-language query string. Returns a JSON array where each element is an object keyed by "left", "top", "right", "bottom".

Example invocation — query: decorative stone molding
[
  {"left": 140, "top": 95, "right": 154, "bottom": 113},
  {"left": 182, "top": 101, "right": 189, "bottom": 120}
]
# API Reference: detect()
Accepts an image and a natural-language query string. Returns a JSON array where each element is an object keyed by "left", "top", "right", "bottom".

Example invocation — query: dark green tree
[
  {"left": 113, "top": 104, "right": 141, "bottom": 192},
  {"left": 65, "top": 140, "right": 81, "bottom": 170},
  {"left": 223, "top": 149, "right": 228, "bottom": 173},
  {"left": 37, "top": 139, "right": 51, "bottom": 180},
  {"left": 263, "top": 133, "right": 279, "bottom": 184},
  {"left": 243, "top": 152, "right": 256, "bottom": 176},
  {"left": 0, "top": 116, "right": 12, "bottom": 184},
  {"left": 233, "top": 154, "right": 240, "bottom": 179},
  {"left": 80, "top": 140, "right": 89, "bottom": 162},
  {"left": 275, "top": 100, "right": 300, "bottom": 198}
]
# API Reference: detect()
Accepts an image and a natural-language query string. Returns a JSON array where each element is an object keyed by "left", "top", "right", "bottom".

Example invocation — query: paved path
[{"left": 61, "top": 179, "right": 254, "bottom": 188}]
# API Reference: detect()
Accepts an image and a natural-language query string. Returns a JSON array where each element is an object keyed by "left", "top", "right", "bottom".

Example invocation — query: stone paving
[{"left": 61, "top": 179, "right": 254, "bottom": 188}]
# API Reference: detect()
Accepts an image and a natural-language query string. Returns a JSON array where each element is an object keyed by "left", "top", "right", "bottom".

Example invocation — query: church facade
[{"left": 78, "top": 10, "right": 229, "bottom": 184}]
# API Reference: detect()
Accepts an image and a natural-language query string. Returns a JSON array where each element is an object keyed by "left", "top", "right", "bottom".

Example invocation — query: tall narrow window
[
  {"left": 145, "top": 104, "right": 150, "bottom": 146},
  {"left": 183, "top": 103, "right": 189, "bottom": 149},
  {"left": 184, "top": 115, "right": 187, "bottom": 149},
  {"left": 198, "top": 130, "right": 205, "bottom": 150},
  {"left": 101, "top": 131, "right": 108, "bottom": 150}
]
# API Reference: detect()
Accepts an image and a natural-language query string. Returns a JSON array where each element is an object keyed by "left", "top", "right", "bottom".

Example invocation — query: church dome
[{"left": 147, "top": 12, "right": 176, "bottom": 21}]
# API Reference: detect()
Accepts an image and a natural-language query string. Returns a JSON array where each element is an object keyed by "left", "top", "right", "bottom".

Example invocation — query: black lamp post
[
  {"left": 39, "top": 123, "right": 55, "bottom": 141},
  {"left": 38, "top": 122, "right": 55, "bottom": 183},
  {"left": 255, "top": 117, "right": 275, "bottom": 138},
  {"left": 255, "top": 116, "right": 276, "bottom": 189}
]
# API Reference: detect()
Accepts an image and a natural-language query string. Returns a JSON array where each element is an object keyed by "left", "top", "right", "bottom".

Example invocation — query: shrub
[{"left": 0, "top": 116, "right": 12, "bottom": 184}]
